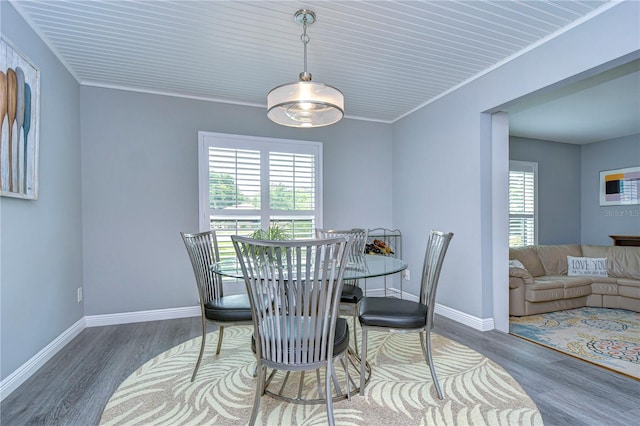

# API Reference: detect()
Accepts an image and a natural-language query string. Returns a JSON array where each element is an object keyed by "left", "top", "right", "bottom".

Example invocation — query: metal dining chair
[
  {"left": 232, "top": 235, "right": 353, "bottom": 426},
  {"left": 315, "top": 228, "right": 368, "bottom": 354},
  {"left": 181, "top": 230, "right": 253, "bottom": 382},
  {"left": 358, "top": 230, "right": 453, "bottom": 399}
]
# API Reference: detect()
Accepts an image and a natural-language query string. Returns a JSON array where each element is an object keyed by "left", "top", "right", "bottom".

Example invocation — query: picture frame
[
  {"left": 599, "top": 166, "right": 640, "bottom": 206},
  {"left": 1, "top": 36, "right": 40, "bottom": 200}
]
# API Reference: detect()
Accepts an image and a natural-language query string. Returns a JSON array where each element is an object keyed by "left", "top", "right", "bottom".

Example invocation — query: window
[
  {"left": 509, "top": 161, "right": 537, "bottom": 247},
  {"left": 199, "top": 132, "right": 323, "bottom": 260}
]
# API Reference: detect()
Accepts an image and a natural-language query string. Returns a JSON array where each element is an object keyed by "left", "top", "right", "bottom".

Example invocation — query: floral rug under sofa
[{"left": 510, "top": 307, "right": 640, "bottom": 379}]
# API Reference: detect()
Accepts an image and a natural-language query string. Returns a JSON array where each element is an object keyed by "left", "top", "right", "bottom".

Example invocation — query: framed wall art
[
  {"left": 1, "top": 36, "right": 40, "bottom": 200},
  {"left": 599, "top": 166, "right": 640, "bottom": 206}
]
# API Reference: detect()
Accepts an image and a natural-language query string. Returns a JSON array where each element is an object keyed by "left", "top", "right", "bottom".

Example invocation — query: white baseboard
[
  {"left": 1, "top": 306, "right": 201, "bottom": 401},
  {"left": 85, "top": 306, "right": 200, "bottom": 327},
  {"left": 384, "top": 286, "right": 495, "bottom": 331},
  {"left": 435, "top": 303, "right": 495, "bottom": 331},
  {"left": 0, "top": 318, "right": 86, "bottom": 401}
]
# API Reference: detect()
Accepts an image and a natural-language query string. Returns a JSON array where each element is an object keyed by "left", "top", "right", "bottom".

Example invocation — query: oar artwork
[
  {"left": 6, "top": 68, "right": 17, "bottom": 192},
  {"left": 23, "top": 83, "right": 31, "bottom": 193},
  {"left": 16, "top": 68, "right": 25, "bottom": 193},
  {"left": 0, "top": 71, "right": 6, "bottom": 190}
]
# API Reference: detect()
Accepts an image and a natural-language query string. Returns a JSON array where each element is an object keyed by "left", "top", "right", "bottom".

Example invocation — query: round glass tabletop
[{"left": 212, "top": 254, "right": 407, "bottom": 280}]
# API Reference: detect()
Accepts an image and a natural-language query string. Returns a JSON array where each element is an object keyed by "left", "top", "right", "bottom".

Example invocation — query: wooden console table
[{"left": 609, "top": 235, "right": 640, "bottom": 246}]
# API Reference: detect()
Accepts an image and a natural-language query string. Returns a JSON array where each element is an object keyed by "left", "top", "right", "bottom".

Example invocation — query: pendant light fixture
[{"left": 267, "top": 10, "right": 344, "bottom": 128}]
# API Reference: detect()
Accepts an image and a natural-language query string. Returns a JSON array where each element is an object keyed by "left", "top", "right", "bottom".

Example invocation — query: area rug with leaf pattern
[
  {"left": 510, "top": 307, "right": 640, "bottom": 379},
  {"left": 100, "top": 326, "right": 541, "bottom": 425}
]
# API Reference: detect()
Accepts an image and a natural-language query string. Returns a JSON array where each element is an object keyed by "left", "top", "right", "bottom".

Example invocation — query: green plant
[{"left": 251, "top": 224, "right": 291, "bottom": 240}]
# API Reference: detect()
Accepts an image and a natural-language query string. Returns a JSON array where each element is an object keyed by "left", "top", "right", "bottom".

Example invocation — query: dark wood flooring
[{"left": 1, "top": 315, "right": 638, "bottom": 425}]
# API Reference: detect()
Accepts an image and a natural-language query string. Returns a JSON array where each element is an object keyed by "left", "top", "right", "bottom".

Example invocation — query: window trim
[
  {"left": 197, "top": 131, "right": 323, "bottom": 233},
  {"left": 508, "top": 160, "right": 538, "bottom": 247}
]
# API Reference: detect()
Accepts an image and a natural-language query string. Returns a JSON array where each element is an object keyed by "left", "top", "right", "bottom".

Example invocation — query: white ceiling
[
  {"left": 507, "top": 60, "right": 640, "bottom": 144},
  {"left": 9, "top": 0, "right": 636, "bottom": 142}
]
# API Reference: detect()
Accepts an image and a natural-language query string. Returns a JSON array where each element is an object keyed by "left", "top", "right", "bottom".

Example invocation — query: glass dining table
[
  {"left": 211, "top": 254, "right": 408, "bottom": 404},
  {"left": 212, "top": 253, "right": 408, "bottom": 281}
]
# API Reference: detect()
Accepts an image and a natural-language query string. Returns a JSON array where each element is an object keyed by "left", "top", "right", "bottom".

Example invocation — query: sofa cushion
[
  {"left": 510, "top": 246, "right": 546, "bottom": 277},
  {"left": 535, "top": 244, "right": 582, "bottom": 275},
  {"left": 565, "top": 283, "right": 593, "bottom": 299},
  {"left": 560, "top": 277, "right": 594, "bottom": 287},
  {"left": 581, "top": 245, "right": 640, "bottom": 280},
  {"left": 618, "top": 283, "right": 640, "bottom": 299},
  {"left": 527, "top": 276, "right": 592, "bottom": 302},
  {"left": 526, "top": 286, "right": 564, "bottom": 302},
  {"left": 535, "top": 275, "right": 591, "bottom": 288},
  {"left": 589, "top": 276, "right": 618, "bottom": 284},
  {"left": 591, "top": 282, "right": 619, "bottom": 296},
  {"left": 530, "top": 278, "right": 564, "bottom": 288},
  {"left": 617, "top": 278, "right": 640, "bottom": 287}
]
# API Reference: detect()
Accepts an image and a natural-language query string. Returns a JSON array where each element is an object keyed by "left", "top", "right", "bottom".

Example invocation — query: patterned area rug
[
  {"left": 510, "top": 307, "right": 640, "bottom": 379},
  {"left": 100, "top": 326, "right": 541, "bottom": 425}
]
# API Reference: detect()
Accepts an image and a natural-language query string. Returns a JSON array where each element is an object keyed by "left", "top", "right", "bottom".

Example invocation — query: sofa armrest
[
  {"left": 509, "top": 267, "right": 534, "bottom": 284},
  {"left": 509, "top": 275, "right": 527, "bottom": 316}
]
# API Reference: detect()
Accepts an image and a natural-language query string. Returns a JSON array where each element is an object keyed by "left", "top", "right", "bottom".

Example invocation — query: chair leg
[
  {"left": 249, "top": 362, "right": 264, "bottom": 425},
  {"left": 330, "top": 361, "right": 342, "bottom": 396},
  {"left": 216, "top": 326, "right": 225, "bottom": 355},
  {"left": 360, "top": 327, "right": 368, "bottom": 396},
  {"left": 420, "top": 331, "right": 443, "bottom": 400},
  {"left": 326, "top": 361, "right": 335, "bottom": 426},
  {"left": 191, "top": 316, "right": 207, "bottom": 382},
  {"left": 352, "top": 313, "right": 359, "bottom": 355},
  {"left": 340, "top": 356, "right": 351, "bottom": 401}
]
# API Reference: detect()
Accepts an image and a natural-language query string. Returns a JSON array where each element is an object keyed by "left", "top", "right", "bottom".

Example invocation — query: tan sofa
[{"left": 509, "top": 244, "right": 640, "bottom": 316}]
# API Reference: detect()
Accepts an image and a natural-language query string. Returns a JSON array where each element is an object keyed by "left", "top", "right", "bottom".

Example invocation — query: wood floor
[{"left": 2, "top": 315, "right": 638, "bottom": 425}]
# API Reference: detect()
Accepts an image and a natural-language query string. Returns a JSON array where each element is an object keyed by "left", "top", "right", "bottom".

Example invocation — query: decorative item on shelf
[
  {"left": 267, "top": 9, "right": 344, "bottom": 128},
  {"left": 365, "top": 239, "right": 394, "bottom": 256}
]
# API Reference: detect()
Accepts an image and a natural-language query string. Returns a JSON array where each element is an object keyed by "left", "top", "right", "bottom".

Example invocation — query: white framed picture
[
  {"left": 599, "top": 166, "right": 640, "bottom": 206},
  {"left": 1, "top": 36, "right": 40, "bottom": 200}
]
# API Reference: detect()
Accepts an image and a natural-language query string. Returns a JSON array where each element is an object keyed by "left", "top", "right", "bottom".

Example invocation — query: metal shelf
[{"left": 365, "top": 228, "right": 403, "bottom": 298}]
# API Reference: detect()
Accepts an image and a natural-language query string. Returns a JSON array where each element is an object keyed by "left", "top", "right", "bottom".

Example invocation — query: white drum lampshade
[{"left": 267, "top": 81, "right": 344, "bottom": 128}]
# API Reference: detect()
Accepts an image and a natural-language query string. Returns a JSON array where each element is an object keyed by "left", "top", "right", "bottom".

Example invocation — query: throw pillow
[
  {"left": 509, "top": 259, "right": 527, "bottom": 271},
  {"left": 567, "top": 256, "right": 608, "bottom": 277}
]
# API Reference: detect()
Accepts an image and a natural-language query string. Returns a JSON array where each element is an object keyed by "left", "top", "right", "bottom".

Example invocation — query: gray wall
[
  {"left": 510, "top": 137, "right": 582, "bottom": 245},
  {"left": 392, "top": 2, "right": 639, "bottom": 319},
  {"left": 80, "top": 87, "right": 393, "bottom": 315},
  {"left": 1, "top": 3, "right": 82, "bottom": 380},
  {"left": 581, "top": 133, "right": 640, "bottom": 244}
]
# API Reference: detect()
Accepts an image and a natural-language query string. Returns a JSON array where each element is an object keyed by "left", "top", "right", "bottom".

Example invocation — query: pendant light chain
[{"left": 300, "top": 15, "right": 311, "bottom": 81}]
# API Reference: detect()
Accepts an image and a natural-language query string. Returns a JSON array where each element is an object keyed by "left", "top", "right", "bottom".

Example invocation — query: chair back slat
[
  {"left": 181, "top": 231, "right": 224, "bottom": 304},
  {"left": 233, "top": 236, "right": 351, "bottom": 367},
  {"left": 316, "top": 228, "right": 368, "bottom": 272},
  {"left": 419, "top": 230, "right": 454, "bottom": 326}
]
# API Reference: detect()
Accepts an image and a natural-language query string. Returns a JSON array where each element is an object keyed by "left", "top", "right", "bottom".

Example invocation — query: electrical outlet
[
  {"left": 403, "top": 269, "right": 410, "bottom": 280},
  {"left": 77, "top": 287, "right": 83, "bottom": 303}
]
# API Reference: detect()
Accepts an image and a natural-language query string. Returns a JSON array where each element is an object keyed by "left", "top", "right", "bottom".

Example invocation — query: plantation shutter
[
  {"left": 199, "top": 132, "right": 322, "bottom": 260},
  {"left": 208, "top": 147, "right": 262, "bottom": 260},
  {"left": 269, "top": 152, "right": 316, "bottom": 239},
  {"left": 509, "top": 161, "right": 537, "bottom": 247}
]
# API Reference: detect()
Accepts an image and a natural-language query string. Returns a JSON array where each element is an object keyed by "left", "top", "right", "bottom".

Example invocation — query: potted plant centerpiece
[
  {"left": 250, "top": 224, "right": 291, "bottom": 241},
  {"left": 248, "top": 224, "right": 291, "bottom": 264}
]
